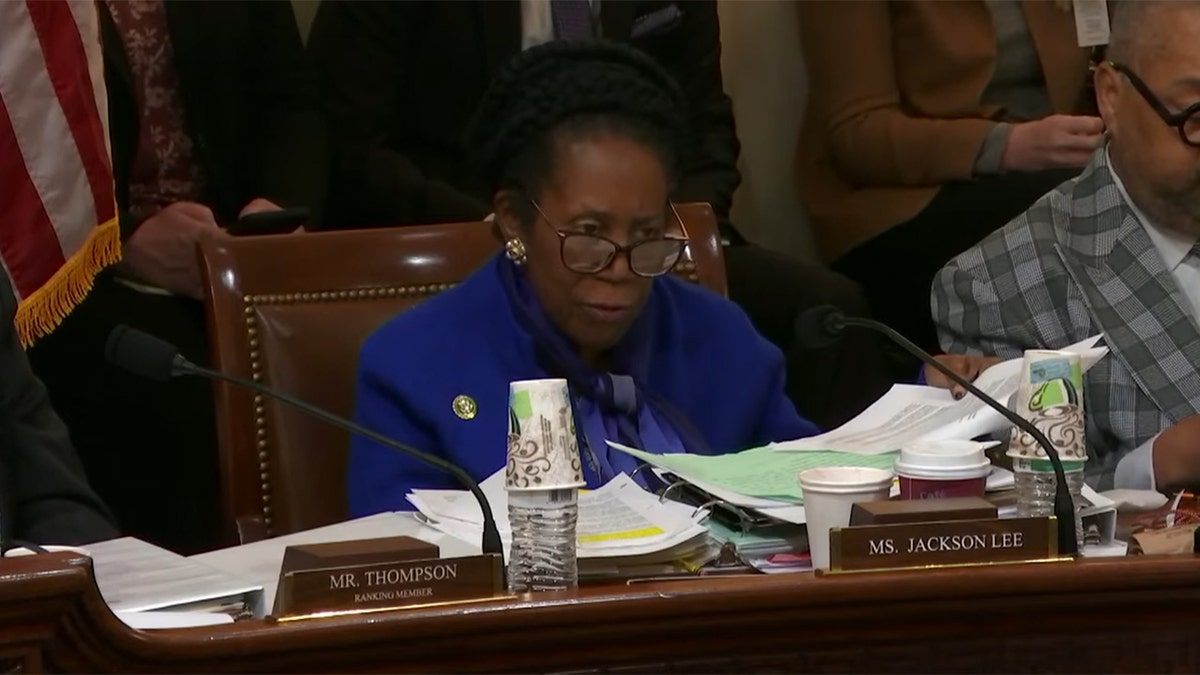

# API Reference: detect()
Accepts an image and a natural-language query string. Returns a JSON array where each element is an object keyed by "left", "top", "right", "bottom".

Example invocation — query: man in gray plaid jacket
[{"left": 933, "top": 0, "right": 1200, "bottom": 492}]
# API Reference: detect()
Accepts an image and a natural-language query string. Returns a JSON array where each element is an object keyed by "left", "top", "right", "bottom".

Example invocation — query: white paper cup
[
  {"left": 506, "top": 378, "right": 585, "bottom": 491},
  {"left": 799, "top": 467, "right": 894, "bottom": 570}
]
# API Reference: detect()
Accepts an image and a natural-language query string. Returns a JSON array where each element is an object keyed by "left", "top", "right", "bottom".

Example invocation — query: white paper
[
  {"left": 1073, "top": 0, "right": 1110, "bottom": 46},
  {"left": 773, "top": 336, "right": 1107, "bottom": 455},
  {"left": 86, "top": 537, "right": 261, "bottom": 614},
  {"left": 430, "top": 470, "right": 511, "bottom": 529},
  {"left": 410, "top": 472, "right": 711, "bottom": 560},
  {"left": 115, "top": 610, "right": 234, "bottom": 630},
  {"left": 581, "top": 475, "right": 701, "bottom": 545},
  {"left": 1080, "top": 484, "right": 1116, "bottom": 518},
  {"left": 421, "top": 471, "right": 700, "bottom": 536},
  {"left": 1081, "top": 541, "right": 1127, "bottom": 557},
  {"left": 987, "top": 466, "right": 1015, "bottom": 491},
  {"left": 190, "top": 512, "right": 472, "bottom": 615}
]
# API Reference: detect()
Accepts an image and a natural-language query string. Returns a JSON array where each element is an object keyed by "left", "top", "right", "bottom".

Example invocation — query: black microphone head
[
  {"left": 794, "top": 305, "right": 846, "bottom": 350},
  {"left": 105, "top": 325, "right": 185, "bottom": 382}
]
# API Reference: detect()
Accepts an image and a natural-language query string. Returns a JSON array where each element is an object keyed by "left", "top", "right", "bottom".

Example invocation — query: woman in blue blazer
[{"left": 347, "top": 40, "right": 820, "bottom": 515}]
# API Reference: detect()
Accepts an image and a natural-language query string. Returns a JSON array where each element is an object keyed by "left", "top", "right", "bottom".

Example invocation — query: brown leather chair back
[{"left": 198, "top": 203, "right": 724, "bottom": 542}]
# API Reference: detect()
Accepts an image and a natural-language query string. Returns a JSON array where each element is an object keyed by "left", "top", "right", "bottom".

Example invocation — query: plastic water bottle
[
  {"left": 1012, "top": 457, "right": 1087, "bottom": 550},
  {"left": 507, "top": 489, "right": 579, "bottom": 592}
]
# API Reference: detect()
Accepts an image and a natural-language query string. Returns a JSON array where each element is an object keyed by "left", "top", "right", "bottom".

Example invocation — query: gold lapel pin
[{"left": 452, "top": 394, "right": 477, "bottom": 420}]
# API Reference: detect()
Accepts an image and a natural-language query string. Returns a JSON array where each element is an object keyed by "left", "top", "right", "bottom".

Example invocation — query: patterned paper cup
[
  {"left": 1007, "top": 350, "right": 1087, "bottom": 463},
  {"left": 506, "top": 379, "right": 586, "bottom": 491}
]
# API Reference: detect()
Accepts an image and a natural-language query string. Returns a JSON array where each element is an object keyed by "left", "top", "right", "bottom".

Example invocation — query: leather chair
[{"left": 198, "top": 203, "right": 725, "bottom": 543}]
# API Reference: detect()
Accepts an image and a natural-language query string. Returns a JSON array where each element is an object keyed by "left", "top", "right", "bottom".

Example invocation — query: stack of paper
[
  {"left": 606, "top": 442, "right": 1021, "bottom": 526},
  {"left": 86, "top": 537, "right": 262, "bottom": 620},
  {"left": 772, "top": 336, "right": 1109, "bottom": 456},
  {"left": 191, "top": 512, "right": 470, "bottom": 614},
  {"left": 706, "top": 520, "right": 807, "bottom": 557},
  {"left": 408, "top": 471, "right": 713, "bottom": 568},
  {"left": 607, "top": 442, "right": 902, "bottom": 525}
]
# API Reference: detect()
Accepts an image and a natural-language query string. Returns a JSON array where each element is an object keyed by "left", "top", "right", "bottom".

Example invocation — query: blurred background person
[
  {"left": 797, "top": 0, "right": 1102, "bottom": 376},
  {"left": 27, "top": 0, "right": 327, "bottom": 554}
]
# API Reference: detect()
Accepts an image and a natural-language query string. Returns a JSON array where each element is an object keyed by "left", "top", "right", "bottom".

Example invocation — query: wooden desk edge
[{"left": 3, "top": 552, "right": 1200, "bottom": 672}]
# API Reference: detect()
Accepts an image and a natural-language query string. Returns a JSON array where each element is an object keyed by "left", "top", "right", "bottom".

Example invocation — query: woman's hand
[
  {"left": 925, "top": 354, "right": 1004, "bottom": 399},
  {"left": 1000, "top": 115, "right": 1105, "bottom": 172}
]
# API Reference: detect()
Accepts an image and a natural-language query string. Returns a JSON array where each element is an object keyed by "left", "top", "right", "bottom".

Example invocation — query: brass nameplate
[
  {"left": 827, "top": 516, "right": 1062, "bottom": 573},
  {"left": 272, "top": 553, "right": 504, "bottom": 620}
]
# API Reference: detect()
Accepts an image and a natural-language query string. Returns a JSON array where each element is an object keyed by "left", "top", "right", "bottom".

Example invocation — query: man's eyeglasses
[
  {"left": 529, "top": 200, "right": 689, "bottom": 277},
  {"left": 1109, "top": 61, "right": 1200, "bottom": 147}
]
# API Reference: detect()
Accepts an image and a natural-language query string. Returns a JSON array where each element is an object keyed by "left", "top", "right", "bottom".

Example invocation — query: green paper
[{"left": 610, "top": 444, "right": 897, "bottom": 501}]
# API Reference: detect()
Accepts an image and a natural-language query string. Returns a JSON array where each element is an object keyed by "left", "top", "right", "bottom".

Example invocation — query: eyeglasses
[
  {"left": 1109, "top": 61, "right": 1200, "bottom": 147},
  {"left": 529, "top": 199, "right": 689, "bottom": 277}
]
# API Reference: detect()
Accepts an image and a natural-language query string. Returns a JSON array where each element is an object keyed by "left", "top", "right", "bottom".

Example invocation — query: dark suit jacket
[
  {"left": 308, "top": 0, "right": 740, "bottom": 235},
  {"left": 100, "top": 0, "right": 328, "bottom": 236},
  {"left": 0, "top": 276, "right": 117, "bottom": 547}
]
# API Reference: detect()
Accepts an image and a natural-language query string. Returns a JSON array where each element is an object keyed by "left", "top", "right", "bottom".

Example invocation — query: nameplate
[
  {"left": 271, "top": 536, "right": 505, "bottom": 620},
  {"left": 827, "top": 517, "right": 1062, "bottom": 574}
]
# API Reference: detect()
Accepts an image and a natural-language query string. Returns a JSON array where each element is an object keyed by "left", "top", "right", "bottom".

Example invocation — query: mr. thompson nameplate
[
  {"left": 828, "top": 517, "right": 1059, "bottom": 572},
  {"left": 274, "top": 554, "right": 503, "bottom": 618}
]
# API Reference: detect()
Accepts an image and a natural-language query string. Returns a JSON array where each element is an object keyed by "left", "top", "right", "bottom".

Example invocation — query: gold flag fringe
[{"left": 15, "top": 216, "right": 121, "bottom": 348}]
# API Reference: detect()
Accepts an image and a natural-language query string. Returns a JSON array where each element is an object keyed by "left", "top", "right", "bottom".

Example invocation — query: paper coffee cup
[
  {"left": 1008, "top": 350, "right": 1087, "bottom": 463},
  {"left": 798, "top": 467, "right": 894, "bottom": 571},
  {"left": 506, "top": 378, "right": 585, "bottom": 491},
  {"left": 895, "top": 440, "right": 995, "bottom": 500}
]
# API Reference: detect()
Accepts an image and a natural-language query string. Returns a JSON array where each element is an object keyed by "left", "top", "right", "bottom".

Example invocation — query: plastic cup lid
[{"left": 894, "top": 440, "right": 995, "bottom": 480}]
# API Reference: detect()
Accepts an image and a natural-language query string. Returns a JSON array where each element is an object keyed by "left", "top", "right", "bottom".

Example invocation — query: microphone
[
  {"left": 795, "top": 307, "right": 1079, "bottom": 556},
  {"left": 104, "top": 325, "right": 506, "bottom": 562}
]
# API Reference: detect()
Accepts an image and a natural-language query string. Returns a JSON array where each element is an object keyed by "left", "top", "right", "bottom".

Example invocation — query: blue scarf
[{"left": 497, "top": 257, "right": 712, "bottom": 488}]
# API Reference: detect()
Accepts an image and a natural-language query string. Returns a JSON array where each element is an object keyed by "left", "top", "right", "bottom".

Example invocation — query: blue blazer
[{"left": 348, "top": 255, "right": 819, "bottom": 516}]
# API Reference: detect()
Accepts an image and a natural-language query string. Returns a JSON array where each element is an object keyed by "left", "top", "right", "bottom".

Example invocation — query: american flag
[{"left": 0, "top": 0, "right": 119, "bottom": 346}]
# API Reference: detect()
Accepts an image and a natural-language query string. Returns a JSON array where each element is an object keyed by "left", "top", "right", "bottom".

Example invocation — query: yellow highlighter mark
[{"left": 578, "top": 526, "right": 665, "bottom": 543}]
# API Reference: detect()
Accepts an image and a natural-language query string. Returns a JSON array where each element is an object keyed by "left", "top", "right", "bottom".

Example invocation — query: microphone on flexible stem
[
  {"left": 795, "top": 306, "right": 1079, "bottom": 557},
  {"left": 103, "top": 325, "right": 506, "bottom": 563}
]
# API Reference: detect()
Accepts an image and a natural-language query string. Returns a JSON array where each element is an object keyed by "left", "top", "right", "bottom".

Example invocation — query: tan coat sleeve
[{"left": 798, "top": 0, "right": 997, "bottom": 188}]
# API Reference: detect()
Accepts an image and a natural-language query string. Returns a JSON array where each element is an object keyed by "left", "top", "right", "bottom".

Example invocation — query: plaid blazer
[{"left": 933, "top": 150, "right": 1200, "bottom": 489}]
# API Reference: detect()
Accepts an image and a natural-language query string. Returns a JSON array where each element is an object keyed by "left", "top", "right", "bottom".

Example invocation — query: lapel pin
[{"left": 452, "top": 394, "right": 478, "bottom": 420}]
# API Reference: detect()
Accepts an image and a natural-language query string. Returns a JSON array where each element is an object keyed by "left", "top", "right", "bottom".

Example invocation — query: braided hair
[{"left": 465, "top": 39, "right": 690, "bottom": 225}]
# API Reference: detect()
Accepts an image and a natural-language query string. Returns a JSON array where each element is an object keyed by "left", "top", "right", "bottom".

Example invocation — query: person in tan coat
[{"left": 797, "top": 0, "right": 1101, "bottom": 373}]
